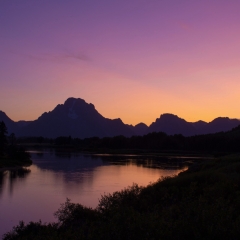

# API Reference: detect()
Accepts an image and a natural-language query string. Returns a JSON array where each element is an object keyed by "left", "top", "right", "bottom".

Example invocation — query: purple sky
[{"left": 1, "top": 0, "right": 240, "bottom": 125}]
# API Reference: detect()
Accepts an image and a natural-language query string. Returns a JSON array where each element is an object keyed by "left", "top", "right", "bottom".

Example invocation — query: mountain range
[{"left": 1, "top": 97, "right": 240, "bottom": 138}]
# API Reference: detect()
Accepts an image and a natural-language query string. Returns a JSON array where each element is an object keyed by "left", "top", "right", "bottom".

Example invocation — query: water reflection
[
  {"left": 30, "top": 151, "right": 191, "bottom": 188},
  {"left": 0, "top": 168, "right": 31, "bottom": 197},
  {"left": 27, "top": 150, "right": 192, "bottom": 206},
  {"left": 97, "top": 155, "right": 191, "bottom": 169},
  {"left": 0, "top": 149, "right": 197, "bottom": 237},
  {"left": 0, "top": 151, "right": 194, "bottom": 200},
  {"left": 31, "top": 149, "right": 192, "bottom": 170}
]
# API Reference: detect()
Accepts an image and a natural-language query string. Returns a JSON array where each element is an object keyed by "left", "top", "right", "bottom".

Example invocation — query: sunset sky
[{"left": 0, "top": 0, "right": 240, "bottom": 125}]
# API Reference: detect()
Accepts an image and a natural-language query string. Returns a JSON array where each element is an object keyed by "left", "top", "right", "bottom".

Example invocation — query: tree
[
  {"left": 9, "top": 133, "right": 16, "bottom": 146},
  {"left": 0, "top": 121, "right": 8, "bottom": 155}
]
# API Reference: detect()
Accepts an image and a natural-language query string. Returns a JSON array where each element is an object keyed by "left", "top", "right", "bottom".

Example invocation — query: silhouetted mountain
[
  {"left": 134, "top": 123, "right": 149, "bottom": 135},
  {"left": 147, "top": 114, "right": 240, "bottom": 136},
  {"left": 126, "top": 122, "right": 148, "bottom": 136},
  {"left": 16, "top": 120, "right": 32, "bottom": 128},
  {"left": 204, "top": 117, "right": 240, "bottom": 134},
  {"left": 1, "top": 98, "right": 240, "bottom": 138},
  {"left": 19, "top": 98, "right": 135, "bottom": 138},
  {"left": 192, "top": 120, "right": 208, "bottom": 131},
  {"left": 0, "top": 111, "right": 19, "bottom": 134},
  {"left": 148, "top": 114, "right": 197, "bottom": 136}
]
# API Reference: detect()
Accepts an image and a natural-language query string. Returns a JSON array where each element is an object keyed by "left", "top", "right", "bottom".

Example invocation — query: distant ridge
[
  {"left": 0, "top": 110, "right": 17, "bottom": 134},
  {"left": 148, "top": 113, "right": 196, "bottom": 136},
  {"left": 0, "top": 98, "right": 240, "bottom": 138},
  {"left": 148, "top": 114, "right": 240, "bottom": 136}
]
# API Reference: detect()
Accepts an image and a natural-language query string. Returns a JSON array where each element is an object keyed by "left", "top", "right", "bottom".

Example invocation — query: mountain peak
[
  {"left": 64, "top": 97, "right": 85, "bottom": 106},
  {"left": 160, "top": 113, "right": 180, "bottom": 119},
  {"left": 149, "top": 113, "right": 195, "bottom": 136},
  {"left": 64, "top": 97, "right": 95, "bottom": 109},
  {"left": 135, "top": 122, "right": 148, "bottom": 128},
  {"left": 161, "top": 113, "right": 178, "bottom": 117},
  {"left": 0, "top": 110, "right": 7, "bottom": 116},
  {"left": 211, "top": 117, "right": 230, "bottom": 122},
  {"left": 157, "top": 113, "right": 186, "bottom": 124}
]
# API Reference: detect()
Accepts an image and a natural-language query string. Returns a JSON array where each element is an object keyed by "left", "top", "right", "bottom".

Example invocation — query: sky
[{"left": 0, "top": 0, "right": 240, "bottom": 126}]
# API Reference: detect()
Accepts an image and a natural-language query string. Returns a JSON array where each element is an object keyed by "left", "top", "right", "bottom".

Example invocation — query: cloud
[
  {"left": 9, "top": 50, "right": 91, "bottom": 63},
  {"left": 53, "top": 52, "right": 91, "bottom": 62}
]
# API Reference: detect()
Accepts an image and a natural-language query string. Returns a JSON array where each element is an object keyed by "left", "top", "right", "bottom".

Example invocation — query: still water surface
[{"left": 0, "top": 150, "right": 192, "bottom": 237}]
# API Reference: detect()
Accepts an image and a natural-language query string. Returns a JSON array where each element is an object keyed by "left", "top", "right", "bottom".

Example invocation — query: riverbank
[
  {"left": 0, "top": 150, "right": 32, "bottom": 170},
  {"left": 22, "top": 143, "right": 216, "bottom": 157},
  {"left": 3, "top": 153, "right": 240, "bottom": 239}
]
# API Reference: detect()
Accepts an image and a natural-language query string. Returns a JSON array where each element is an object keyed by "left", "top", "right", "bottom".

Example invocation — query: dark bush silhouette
[
  {"left": 0, "top": 121, "right": 8, "bottom": 155},
  {"left": 0, "top": 121, "right": 31, "bottom": 168}
]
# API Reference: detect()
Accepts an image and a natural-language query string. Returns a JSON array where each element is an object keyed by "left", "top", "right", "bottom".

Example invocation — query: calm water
[{"left": 0, "top": 150, "right": 192, "bottom": 238}]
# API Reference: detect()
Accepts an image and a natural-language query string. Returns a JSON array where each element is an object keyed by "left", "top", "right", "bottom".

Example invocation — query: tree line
[
  {"left": 0, "top": 121, "right": 31, "bottom": 166},
  {"left": 17, "top": 124, "right": 240, "bottom": 153}
]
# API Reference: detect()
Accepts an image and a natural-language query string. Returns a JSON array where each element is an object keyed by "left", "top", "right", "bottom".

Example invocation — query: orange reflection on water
[{"left": 0, "top": 152, "right": 188, "bottom": 237}]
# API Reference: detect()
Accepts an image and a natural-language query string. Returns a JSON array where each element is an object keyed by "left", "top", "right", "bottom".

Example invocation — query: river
[{"left": 0, "top": 149, "right": 196, "bottom": 238}]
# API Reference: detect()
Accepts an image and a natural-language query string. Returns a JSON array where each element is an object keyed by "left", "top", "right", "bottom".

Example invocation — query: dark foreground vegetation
[
  {"left": 0, "top": 121, "right": 31, "bottom": 169},
  {"left": 18, "top": 125, "right": 240, "bottom": 154},
  {"left": 3, "top": 154, "right": 240, "bottom": 239}
]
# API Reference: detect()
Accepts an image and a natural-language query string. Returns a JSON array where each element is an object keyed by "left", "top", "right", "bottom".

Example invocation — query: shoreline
[
  {"left": 3, "top": 154, "right": 240, "bottom": 239},
  {"left": 21, "top": 143, "right": 217, "bottom": 157},
  {"left": 0, "top": 165, "right": 31, "bottom": 172}
]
